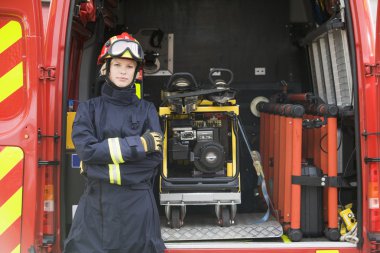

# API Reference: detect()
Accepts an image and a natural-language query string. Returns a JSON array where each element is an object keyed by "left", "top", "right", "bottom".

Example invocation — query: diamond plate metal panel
[{"left": 161, "top": 213, "right": 283, "bottom": 241}]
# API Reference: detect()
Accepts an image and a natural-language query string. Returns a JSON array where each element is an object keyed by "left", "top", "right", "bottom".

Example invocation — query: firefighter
[{"left": 63, "top": 32, "right": 166, "bottom": 253}]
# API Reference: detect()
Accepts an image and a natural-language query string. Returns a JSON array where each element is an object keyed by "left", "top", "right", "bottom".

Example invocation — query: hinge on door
[
  {"left": 364, "top": 157, "right": 380, "bottom": 163},
  {"left": 362, "top": 130, "right": 380, "bottom": 139},
  {"left": 39, "top": 65, "right": 56, "bottom": 80},
  {"left": 37, "top": 129, "right": 60, "bottom": 142},
  {"left": 364, "top": 63, "right": 380, "bottom": 77},
  {"left": 38, "top": 160, "right": 60, "bottom": 166},
  {"left": 28, "top": 245, "right": 37, "bottom": 253}
]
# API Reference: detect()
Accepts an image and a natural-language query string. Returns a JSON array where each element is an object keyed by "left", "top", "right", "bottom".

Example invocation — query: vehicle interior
[{"left": 61, "top": 0, "right": 359, "bottom": 246}]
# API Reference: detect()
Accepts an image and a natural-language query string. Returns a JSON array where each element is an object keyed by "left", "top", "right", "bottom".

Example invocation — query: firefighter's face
[{"left": 109, "top": 58, "right": 137, "bottom": 88}]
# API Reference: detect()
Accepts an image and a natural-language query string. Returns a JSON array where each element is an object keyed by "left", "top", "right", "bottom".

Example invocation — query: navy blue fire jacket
[{"left": 64, "top": 81, "right": 165, "bottom": 253}]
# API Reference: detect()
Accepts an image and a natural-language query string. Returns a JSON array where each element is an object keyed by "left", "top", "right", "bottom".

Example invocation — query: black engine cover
[{"left": 193, "top": 141, "right": 225, "bottom": 173}]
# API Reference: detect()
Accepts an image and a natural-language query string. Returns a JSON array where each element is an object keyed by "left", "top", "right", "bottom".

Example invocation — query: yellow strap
[
  {"left": 281, "top": 235, "right": 292, "bottom": 243},
  {"left": 108, "top": 138, "right": 124, "bottom": 164},
  {"left": 108, "top": 164, "right": 121, "bottom": 185}
]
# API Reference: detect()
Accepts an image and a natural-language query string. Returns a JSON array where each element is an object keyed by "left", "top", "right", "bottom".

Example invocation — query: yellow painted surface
[
  {"left": 66, "top": 112, "right": 76, "bottom": 149},
  {"left": 0, "top": 62, "right": 23, "bottom": 103},
  {"left": 0, "top": 21, "right": 22, "bottom": 54},
  {"left": 0, "top": 188, "right": 22, "bottom": 235}
]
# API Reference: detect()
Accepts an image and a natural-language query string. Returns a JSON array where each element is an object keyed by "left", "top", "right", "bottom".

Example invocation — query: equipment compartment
[{"left": 63, "top": 0, "right": 358, "bottom": 245}]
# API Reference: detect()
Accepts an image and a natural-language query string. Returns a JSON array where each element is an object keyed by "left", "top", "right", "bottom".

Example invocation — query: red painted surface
[
  {"left": 0, "top": 2, "right": 43, "bottom": 252},
  {"left": 350, "top": 0, "right": 380, "bottom": 252},
  {"left": 165, "top": 248, "right": 360, "bottom": 253},
  {"left": 0, "top": 0, "right": 378, "bottom": 252}
]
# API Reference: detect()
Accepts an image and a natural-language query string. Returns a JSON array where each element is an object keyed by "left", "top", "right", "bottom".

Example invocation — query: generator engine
[{"left": 168, "top": 114, "right": 228, "bottom": 176}]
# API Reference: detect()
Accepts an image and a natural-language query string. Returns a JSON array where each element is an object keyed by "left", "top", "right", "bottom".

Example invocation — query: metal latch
[
  {"left": 39, "top": 65, "right": 56, "bottom": 80},
  {"left": 364, "top": 63, "right": 380, "bottom": 77}
]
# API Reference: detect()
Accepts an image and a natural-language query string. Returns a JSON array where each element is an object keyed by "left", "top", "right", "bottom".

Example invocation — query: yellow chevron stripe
[
  {"left": 0, "top": 21, "right": 22, "bottom": 55},
  {"left": 11, "top": 244, "right": 20, "bottom": 253},
  {"left": 0, "top": 187, "right": 22, "bottom": 235},
  {"left": 0, "top": 146, "right": 23, "bottom": 181},
  {"left": 0, "top": 62, "right": 24, "bottom": 103}
]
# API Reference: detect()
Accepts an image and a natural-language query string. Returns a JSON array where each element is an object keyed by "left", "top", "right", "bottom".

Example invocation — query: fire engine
[{"left": 0, "top": 0, "right": 379, "bottom": 252}]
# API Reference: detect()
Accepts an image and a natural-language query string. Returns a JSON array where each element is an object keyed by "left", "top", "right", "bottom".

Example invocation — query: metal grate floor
[{"left": 161, "top": 213, "right": 283, "bottom": 242}]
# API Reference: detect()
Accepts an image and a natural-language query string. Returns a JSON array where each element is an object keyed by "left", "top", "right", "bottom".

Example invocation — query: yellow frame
[{"left": 159, "top": 104, "right": 239, "bottom": 178}]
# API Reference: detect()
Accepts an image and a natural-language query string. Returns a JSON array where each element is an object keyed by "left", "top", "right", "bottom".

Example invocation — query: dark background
[{"left": 121, "top": 0, "right": 311, "bottom": 212}]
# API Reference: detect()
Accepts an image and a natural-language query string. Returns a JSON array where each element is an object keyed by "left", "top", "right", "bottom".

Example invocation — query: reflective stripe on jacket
[{"left": 72, "top": 82, "right": 163, "bottom": 185}]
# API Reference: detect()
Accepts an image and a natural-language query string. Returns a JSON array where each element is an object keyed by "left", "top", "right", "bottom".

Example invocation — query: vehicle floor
[
  {"left": 161, "top": 214, "right": 357, "bottom": 249},
  {"left": 160, "top": 213, "right": 282, "bottom": 242}
]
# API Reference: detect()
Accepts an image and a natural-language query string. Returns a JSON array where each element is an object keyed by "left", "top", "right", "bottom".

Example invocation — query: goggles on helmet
[{"left": 108, "top": 39, "right": 144, "bottom": 61}]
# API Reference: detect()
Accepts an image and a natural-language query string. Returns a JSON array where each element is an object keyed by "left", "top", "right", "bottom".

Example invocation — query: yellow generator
[{"left": 159, "top": 70, "right": 240, "bottom": 228}]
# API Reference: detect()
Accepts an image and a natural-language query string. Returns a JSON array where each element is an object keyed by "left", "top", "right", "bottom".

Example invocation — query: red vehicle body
[{"left": 0, "top": 0, "right": 379, "bottom": 252}]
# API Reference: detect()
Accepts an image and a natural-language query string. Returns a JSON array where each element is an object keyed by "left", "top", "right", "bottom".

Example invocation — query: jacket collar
[{"left": 101, "top": 80, "right": 139, "bottom": 106}]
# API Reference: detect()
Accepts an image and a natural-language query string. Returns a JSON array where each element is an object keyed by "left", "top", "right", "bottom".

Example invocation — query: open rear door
[
  {"left": 0, "top": 1, "right": 44, "bottom": 253},
  {"left": 0, "top": 0, "right": 72, "bottom": 252},
  {"left": 367, "top": 0, "right": 380, "bottom": 238},
  {"left": 40, "top": 0, "right": 72, "bottom": 252}
]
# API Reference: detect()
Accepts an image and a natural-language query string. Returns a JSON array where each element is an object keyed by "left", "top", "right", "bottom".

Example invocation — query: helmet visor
[{"left": 108, "top": 40, "right": 144, "bottom": 61}]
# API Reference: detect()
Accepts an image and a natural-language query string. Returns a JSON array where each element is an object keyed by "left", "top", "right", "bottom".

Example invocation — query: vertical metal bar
[
  {"left": 273, "top": 110, "right": 280, "bottom": 209},
  {"left": 307, "top": 115, "right": 315, "bottom": 160},
  {"left": 284, "top": 116, "right": 293, "bottom": 225},
  {"left": 269, "top": 113, "right": 275, "bottom": 199},
  {"left": 291, "top": 117, "right": 303, "bottom": 230},
  {"left": 313, "top": 116, "right": 322, "bottom": 168},
  {"left": 262, "top": 112, "right": 270, "bottom": 186},
  {"left": 260, "top": 112, "right": 266, "bottom": 176},
  {"left": 320, "top": 121, "right": 329, "bottom": 223},
  {"left": 327, "top": 117, "right": 338, "bottom": 230},
  {"left": 278, "top": 113, "right": 287, "bottom": 221}
]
